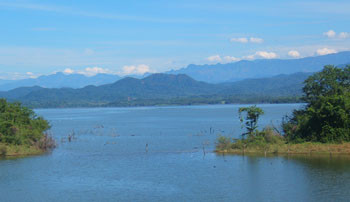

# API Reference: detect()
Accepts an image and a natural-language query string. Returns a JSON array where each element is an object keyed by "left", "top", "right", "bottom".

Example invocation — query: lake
[{"left": 1, "top": 104, "right": 350, "bottom": 201}]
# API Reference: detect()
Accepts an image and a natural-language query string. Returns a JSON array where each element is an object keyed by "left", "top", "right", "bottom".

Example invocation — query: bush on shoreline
[
  {"left": 217, "top": 126, "right": 285, "bottom": 152},
  {"left": 0, "top": 99, "right": 55, "bottom": 156}
]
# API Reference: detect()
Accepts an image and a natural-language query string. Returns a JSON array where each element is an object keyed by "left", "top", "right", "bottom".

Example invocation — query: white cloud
[
  {"left": 242, "top": 51, "right": 277, "bottom": 60},
  {"left": 230, "top": 37, "right": 248, "bottom": 43},
  {"left": 79, "top": 67, "right": 111, "bottom": 76},
  {"left": 26, "top": 72, "right": 37, "bottom": 78},
  {"left": 121, "top": 64, "right": 153, "bottom": 75},
  {"left": 224, "top": 56, "right": 240, "bottom": 62},
  {"left": 255, "top": 51, "right": 278, "bottom": 59},
  {"left": 67, "top": 67, "right": 114, "bottom": 76},
  {"left": 207, "top": 55, "right": 222, "bottom": 62},
  {"left": 206, "top": 55, "right": 240, "bottom": 63},
  {"left": 339, "top": 32, "right": 350, "bottom": 39},
  {"left": 63, "top": 68, "right": 74, "bottom": 74},
  {"left": 323, "top": 30, "right": 350, "bottom": 39},
  {"left": 230, "top": 37, "right": 264, "bottom": 44},
  {"left": 324, "top": 30, "right": 336, "bottom": 38},
  {"left": 316, "top": 48, "right": 337, "bottom": 55},
  {"left": 243, "top": 55, "right": 255, "bottom": 60},
  {"left": 250, "top": 37, "right": 264, "bottom": 43},
  {"left": 61, "top": 67, "right": 110, "bottom": 76},
  {"left": 288, "top": 50, "right": 300, "bottom": 58},
  {"left": 0, "top": 72, "right": 40, "bottom": 80}
]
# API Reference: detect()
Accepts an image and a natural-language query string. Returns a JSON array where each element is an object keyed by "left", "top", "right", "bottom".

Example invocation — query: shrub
[
  {"left": 230, "top": 139, "right": 244, "bottom": 149},
  {"left": 259, "top": 127, "right": 285, "bottom": 144},
  {"left": 35, "top": 134, "right": 56, "bottom": 150},
  {"left": 0, "top": 145, "right": 7, "bottom": 156},
  {"left": 216, "top": 136, "right": 232, "bottom": 150}
]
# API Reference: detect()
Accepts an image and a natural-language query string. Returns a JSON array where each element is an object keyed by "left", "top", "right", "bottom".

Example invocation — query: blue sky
[{"left": 0, "top": 0, "right": 350, "bottom": 79}]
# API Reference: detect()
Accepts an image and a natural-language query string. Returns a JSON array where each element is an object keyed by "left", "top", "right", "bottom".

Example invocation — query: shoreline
[
  {"left": 215, "top": 143, "right": 350, "bottom": 155},
  {"left": 0, "top": 144, "right": 46, "bottom": 158},
  {"left": 33, "top": 103, "right": 304, "bottom": 110}
]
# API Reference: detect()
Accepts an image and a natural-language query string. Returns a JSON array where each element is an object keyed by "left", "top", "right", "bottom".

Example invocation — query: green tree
[
  {"left": 0, "top": 99, "right": 51, "bottom": 145},
  {"left": 283, "top": 65, "right": 350, "bottom": 142},
  {"left": 238, "top": 106, "right": 264, "bottom": 137}
]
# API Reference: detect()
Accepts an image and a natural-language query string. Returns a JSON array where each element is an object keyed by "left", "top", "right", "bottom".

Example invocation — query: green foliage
[
  {"left": 216, "top": 136, "right": 232, "bottom": 150},
  {"left": 0, "top": 145, "right": 7, "bottom": 156},
  {"left": 283, "top": 65, "right": 350, "bottom": 143},
  {"left": 0, "top": 99, "right": 51, "bottom": 146},
  {"left": 216, "top": 126, "right": 285, "bottom": 151},
  {"left": 238, "top": 106, "right": 264, "bottom": 137},
  {"left": 216, "top": 105, "right": 284, "bottom": 151}
]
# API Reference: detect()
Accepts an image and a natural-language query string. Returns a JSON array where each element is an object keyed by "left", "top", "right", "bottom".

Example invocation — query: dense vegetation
[
  {"left": 283, "top": 65, "right": 350, "bottom": 143},
  {"left": 217, "top": 65, "right": 350, "bottom": 154},
  {"left": 0, "top": 99, "right": 54, "bottom": 156}
]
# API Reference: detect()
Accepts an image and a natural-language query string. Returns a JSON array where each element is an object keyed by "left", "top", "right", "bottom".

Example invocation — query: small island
[
  {"left": 216, "top": 65, "right": 350, "bottom": 155},
  {"left": 0, "top": 99, "right": 55, "bottom": 157}
]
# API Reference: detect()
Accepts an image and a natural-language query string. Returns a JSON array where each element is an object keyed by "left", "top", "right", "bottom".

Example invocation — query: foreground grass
[
  {"left": 216, "top": 142, "right": 350, "bottom": 155},
  {"left": 0, "top": 143, "right": 45, "bottom": 158}
]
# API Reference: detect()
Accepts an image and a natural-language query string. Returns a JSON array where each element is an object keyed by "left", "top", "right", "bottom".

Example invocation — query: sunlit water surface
[{"left": 1, "top": 104, "right": 350, "bottom": 202}]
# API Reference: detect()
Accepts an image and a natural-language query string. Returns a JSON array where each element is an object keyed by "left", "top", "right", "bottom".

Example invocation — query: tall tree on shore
[
  {"left": 283, "top": 65, "right": 350, "bottom": 142},
  {"left": 238, "top": 106, "right": 264, "bottom": 137}
]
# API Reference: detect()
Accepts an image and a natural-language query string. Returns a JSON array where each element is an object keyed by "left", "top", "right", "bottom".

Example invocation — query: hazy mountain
[
  {"left": 168, "top": 51, "right": 350, "bottom": 83},
  {"left": 0, "top": 72, "right": 121, "bottom": 91},
  {"left": 0, "top": 79, "right": 11, "bottom": 85},
  {"left": 0, "top": 72, "right": 311, "bottom": 108},
  {"left": 1, "top": 52, "right": 348, "bottom": 91},
  {"left": 222, "top": 72, "right": 313, "bottom": 96}
]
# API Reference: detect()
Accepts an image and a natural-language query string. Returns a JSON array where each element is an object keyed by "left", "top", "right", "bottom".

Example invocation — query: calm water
[{"left": 1, "top": 104, "right": 350, "bottom": 202}]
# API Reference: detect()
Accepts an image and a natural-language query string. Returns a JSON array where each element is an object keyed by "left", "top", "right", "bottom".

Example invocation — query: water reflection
[{"left": 217, "top": 153, "right": 350, "bottom": 201}]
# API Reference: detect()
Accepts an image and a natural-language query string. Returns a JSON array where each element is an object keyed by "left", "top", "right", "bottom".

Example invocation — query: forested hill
[
  {"left": 222, "top": 72, "right": 313, "bottom": 96},
  {"left": 0, "top": 72, "right": 311, "bottom": 108}
]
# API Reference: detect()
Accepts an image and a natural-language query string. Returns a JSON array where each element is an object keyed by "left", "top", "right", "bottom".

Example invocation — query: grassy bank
[
  {"left": 216, "top": 142, "right": 350, "bottom": 155},
  {"left": 0, "top": 143, "right": 47, "bottom": 158}
]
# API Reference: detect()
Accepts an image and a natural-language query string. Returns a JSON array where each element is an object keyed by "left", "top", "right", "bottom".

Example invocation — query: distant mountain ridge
[
  {"left": 168, "top": 51, "right": 350, "bottom": 83},
  {"left": 1, "top": 51, "right": 349, "bottom": 90},
  {"left": 0, "top": 72, "right": 121, "bottom": 91},
  {"left": 0, "top": 72, "right": 310, "bottom": 108}
]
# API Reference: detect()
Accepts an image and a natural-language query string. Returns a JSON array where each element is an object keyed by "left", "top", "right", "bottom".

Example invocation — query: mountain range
[
  {"left": 0, "top": 72, "right": 121, "bottom": 91},
  {"left": 0, "top": 72, "right": 310, "bottom": 108},
  {"left": 0, "top": 52, "right": 349, "bottom": 91},
  {"left": 0, "top": 51, "right": 348, "bottom": 107},
  {"left": 168, "top": 51, "right": 350, "bottom": 83}
]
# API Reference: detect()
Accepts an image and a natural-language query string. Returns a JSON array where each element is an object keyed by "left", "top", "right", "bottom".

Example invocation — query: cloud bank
[
  {"left": 316, "top": 48, "right": 337, "bottom": 55},
  {"left": 121, "top": 64, "right": 154, "bottom": 75}
]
